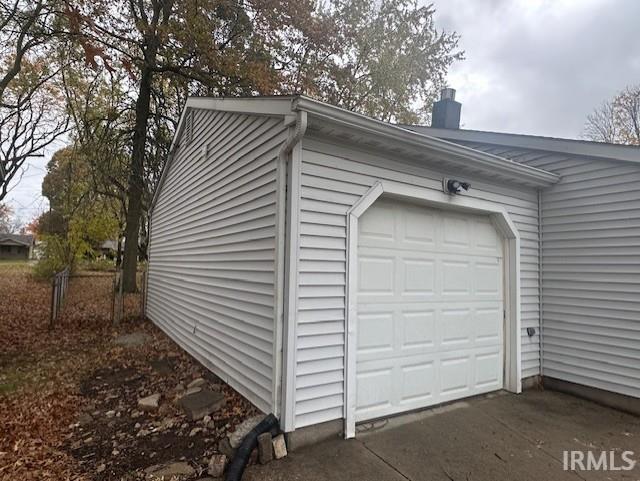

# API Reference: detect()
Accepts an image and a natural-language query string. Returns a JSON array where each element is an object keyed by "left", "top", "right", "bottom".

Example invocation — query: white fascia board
[
  {"left": 292, "top": 97, "right": 560, "bottom": 187},
  {"left": 410, "top": 126, "right": 640, "bottom": 164},
  {"left": 185, "top": 97, "right": 295, "bottom": 117}
]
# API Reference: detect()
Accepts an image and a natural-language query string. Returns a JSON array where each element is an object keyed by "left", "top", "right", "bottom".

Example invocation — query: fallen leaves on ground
[{"left": 0, "top": 263, "right": 258, "bottom": 480}]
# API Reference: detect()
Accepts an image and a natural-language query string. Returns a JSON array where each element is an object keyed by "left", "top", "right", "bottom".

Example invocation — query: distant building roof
[
  {"left": 0, "top": 234, "right": 34, "bottom": 247},
  {"left": 100, "top": 240, "right": 118, "bottom": 250}
]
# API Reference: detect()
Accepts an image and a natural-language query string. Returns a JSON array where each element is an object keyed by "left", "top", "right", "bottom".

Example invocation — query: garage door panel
[
  {"left": 356, "top": 364, "right": 394, "bottom": 415},
  {"left": 440, "top": 308, "right": 472, "bottom": 347},
  {"left": 359, "top": 252, "right": 501, "bottom": 302},
  {"left": 399, "top": 361, "right": 436, "bottom": 406},
  {"left": 475, "top": 220, "right": 501, "bottom": 253},
  {"left": 356, "top": 354, "right": 438, "bottom": 421},
  {"left": 443, "top": 216, "right": 472, "bottom": 248},
  {"left": 404, "top": 208, "right": 436, "bottom": 246},
  {"left": 442, "top": 260, "right": 472, "bottom": 295},
  {"left": 357, "top": 303, "right": 503, "bottom": 358},
  {"left": 358, "top": 256, "right": 394, "bottom": 294},
  {"left": 359, "top": 204, "right": 396, "bottom": 245},
  {"left": 476, "top": 350, "right": 503, "bottom": 388},
  {"left": 401, "top": 310, "right": 436, "bottom": 351},
  {"left": 440, "top": 355, "right": 472, "bottom": 397},
  {"left": 357, "top": 312, "right": 394, "bottom": 354},
  {"left": 475, "top": 260, "right": 503, "bottom": 295},
  {"left": 402, "top": 258, "right": 436, "bottom": 294},
  {"left": 355, "top": 347, "right": 503, "bottom": 421},
  {"left": 475, "top": 307, "right": 503, "bottom": 343},
  {"left": 356, "top": 198, "right": 504, "bottom": 422}
]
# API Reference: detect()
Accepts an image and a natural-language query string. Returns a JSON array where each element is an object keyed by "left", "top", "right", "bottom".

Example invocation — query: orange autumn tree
[
  {"left": 63, "top": 0, "right": 335, "bottom": 291},
  {"left": 63, "top": 0, "right": 461, "bottom": 292}
]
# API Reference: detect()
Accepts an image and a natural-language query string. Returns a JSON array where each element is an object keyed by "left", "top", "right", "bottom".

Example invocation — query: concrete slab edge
[{"left": 543, "top": 376, "right": 640, "bottom": 417}]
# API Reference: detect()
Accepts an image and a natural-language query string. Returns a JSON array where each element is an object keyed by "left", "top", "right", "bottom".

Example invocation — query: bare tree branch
[{"left": 585, "top": 85, "right": 640, "bottom": 146}]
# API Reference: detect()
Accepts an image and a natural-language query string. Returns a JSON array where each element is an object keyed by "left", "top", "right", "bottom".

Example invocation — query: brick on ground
[{"left": 178, "top": 389, "right": 225, "bottom": 420}]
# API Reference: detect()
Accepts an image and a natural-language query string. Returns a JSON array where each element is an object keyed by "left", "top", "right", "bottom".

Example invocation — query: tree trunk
[{"left": 122, "top": 64, "right": 154, "bottom": 292}]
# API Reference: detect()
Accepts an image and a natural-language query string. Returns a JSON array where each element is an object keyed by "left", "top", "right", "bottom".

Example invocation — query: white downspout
[
  {"left": 276, "top": 110, "right": 307, "bottom": 431},
  {"left": 537, "top": 188, "right": 543, "bottom": 380}
]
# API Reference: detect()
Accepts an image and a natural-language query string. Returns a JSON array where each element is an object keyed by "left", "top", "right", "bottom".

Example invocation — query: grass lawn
[{"left": 0, "top": 259, "right": 33, "bottom": 266}]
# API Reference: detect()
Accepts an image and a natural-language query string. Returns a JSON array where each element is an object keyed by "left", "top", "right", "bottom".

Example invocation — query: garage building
[{"left": 147, "top": 93, "right": 640, "bottom": 442}]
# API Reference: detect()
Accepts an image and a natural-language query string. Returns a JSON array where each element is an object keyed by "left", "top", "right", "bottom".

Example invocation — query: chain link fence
[
  {"left": 49, "top": 268, "right": 147, "bottom": 329},
  {"left": 49, "top": 267, "right": 70, "bottom": 328}
]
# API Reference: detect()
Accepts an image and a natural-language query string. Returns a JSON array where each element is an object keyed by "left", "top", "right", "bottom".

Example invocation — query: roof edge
[
  {"left": 153, "top": 95, "right": 561, "bottom": 216},
  {"left": 407, "top": 126, "right": 640, "bottom": 164},
  {"left": 0, "top": 234, "right": 33, "bottom": 246},
  {"left": 292, "top": 96, "right": 559, "bottom": 187}
]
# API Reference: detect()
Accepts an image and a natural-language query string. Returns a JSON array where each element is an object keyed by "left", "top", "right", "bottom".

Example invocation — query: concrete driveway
[{"left": 245, "top": 390, "right": 640, "bottom": 481}]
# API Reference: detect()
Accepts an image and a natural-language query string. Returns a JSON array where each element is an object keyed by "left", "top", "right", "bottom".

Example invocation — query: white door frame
[{"left": 344, "top": 180, "right": 522, "bottom": 438}]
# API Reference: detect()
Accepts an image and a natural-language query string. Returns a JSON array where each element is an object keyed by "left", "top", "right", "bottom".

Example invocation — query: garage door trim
[{"left": 344, "top": 180, "right": 522, "bottom": 439}]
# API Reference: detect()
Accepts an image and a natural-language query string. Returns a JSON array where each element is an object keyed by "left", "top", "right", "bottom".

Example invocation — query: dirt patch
[
  {"left": 68, "top": 357, "right": 258, "bottom": 480},
  {"left": 0, "top": 263, "right": 259, "bottom": 481}
]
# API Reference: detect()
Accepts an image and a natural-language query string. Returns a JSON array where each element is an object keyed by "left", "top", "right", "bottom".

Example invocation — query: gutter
[
  {"left": 279, "top": 110, "right": 308, "bottom": 161},
  {"left": 292, "top": 96, "right": 560, "bottom": 187}
]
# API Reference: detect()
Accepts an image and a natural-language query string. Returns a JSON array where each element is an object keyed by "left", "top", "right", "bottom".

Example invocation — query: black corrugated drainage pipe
[{"left": 225, "top": 413, "right": 279, "bottom": 481}]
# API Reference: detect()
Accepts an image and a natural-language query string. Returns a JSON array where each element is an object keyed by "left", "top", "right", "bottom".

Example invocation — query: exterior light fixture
[{"left": 443, "top": 178, "right": 471, "bottom": 195}]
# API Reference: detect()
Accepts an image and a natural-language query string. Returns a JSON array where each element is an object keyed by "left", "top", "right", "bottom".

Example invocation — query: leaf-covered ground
[{"left": 0, "top": 262, "right": 257, "bottom": 480}]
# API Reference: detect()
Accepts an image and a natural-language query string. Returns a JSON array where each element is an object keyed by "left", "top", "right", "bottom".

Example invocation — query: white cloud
[
  {"left": 433, "top": 0, "right": 640, "bottom": 137},
  {"left": 3, "top": 139, "right": 62, "bottom": 225}
]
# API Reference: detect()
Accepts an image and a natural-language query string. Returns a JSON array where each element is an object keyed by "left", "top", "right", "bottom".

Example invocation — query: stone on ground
[
  {"left": 257, "top": 432, "right": 273, "bottom": 464},
  {"left": 272, "top": 434, "right": 287, "bottom": 459},
  {"left": 178, "top": 389, "right": 225, "bottom": 420},
  {"left": 218, "top": 437, "right": 236, "bottom": 458},
  {"left": 228, "top": 415, "right": 263, "bottom": 448},
  {"left": 207, "top": 454, "right": 227, "bottom": 478},
  {"left": 114, "top": 332, "right": 151, "bottom": 347},
  {"left": 187, "top": 377, "right": 206, "bottom": 389},
  {"left": 145, "top": 462, "right": 195, "bottom": 480},
  {"left": 183, "top": 386, "right": 202, "bottom": 397},
  {"left": 138, "top": 393, "right": 161, "bottom": 411}
]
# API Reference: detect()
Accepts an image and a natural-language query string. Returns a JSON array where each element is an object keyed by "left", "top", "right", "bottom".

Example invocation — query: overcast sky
[
  {"left": 5, "top": 0, "right": 640, "bottom": 224},
  {"left": 433, "top": 0, "right": 640, "bottom": 136}
]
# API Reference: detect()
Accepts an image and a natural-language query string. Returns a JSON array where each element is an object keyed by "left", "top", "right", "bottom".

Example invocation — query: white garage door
[{"left": 356, "top": 198, "right": 504, "bottom": 422}]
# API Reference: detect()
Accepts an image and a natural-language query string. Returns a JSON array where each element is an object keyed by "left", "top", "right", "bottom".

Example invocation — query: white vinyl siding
[
  {"left": 147, "top": 109, "right": 288, "bottom": 412},
  {"left": 293, "top": 137, "right": 542, "bottom": 428},
  {"left": 533, "top": 157, "right": 640, "bottom": 399},
  {"left": 455, "top": 141, "right": 640, "bottom": 400}
]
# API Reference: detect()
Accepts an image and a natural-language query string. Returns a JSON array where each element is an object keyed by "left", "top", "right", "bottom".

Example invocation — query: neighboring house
[
  {"left": 146, "top": 93, "right": 640, "bottom": 446},
  {"left": 98, "top": 240, "right": 118, "bottom": 259},
  {"left": 0, "top": 234, "right": 35, "bottom": 260}
]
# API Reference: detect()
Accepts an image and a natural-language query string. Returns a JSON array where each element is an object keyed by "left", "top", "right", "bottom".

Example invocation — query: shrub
[
  {"left": 32, "top": 235, "right": 78, "bottom": 279},
  {"left": 81, "top": 258, "right": 116, "bottom": 272}
]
